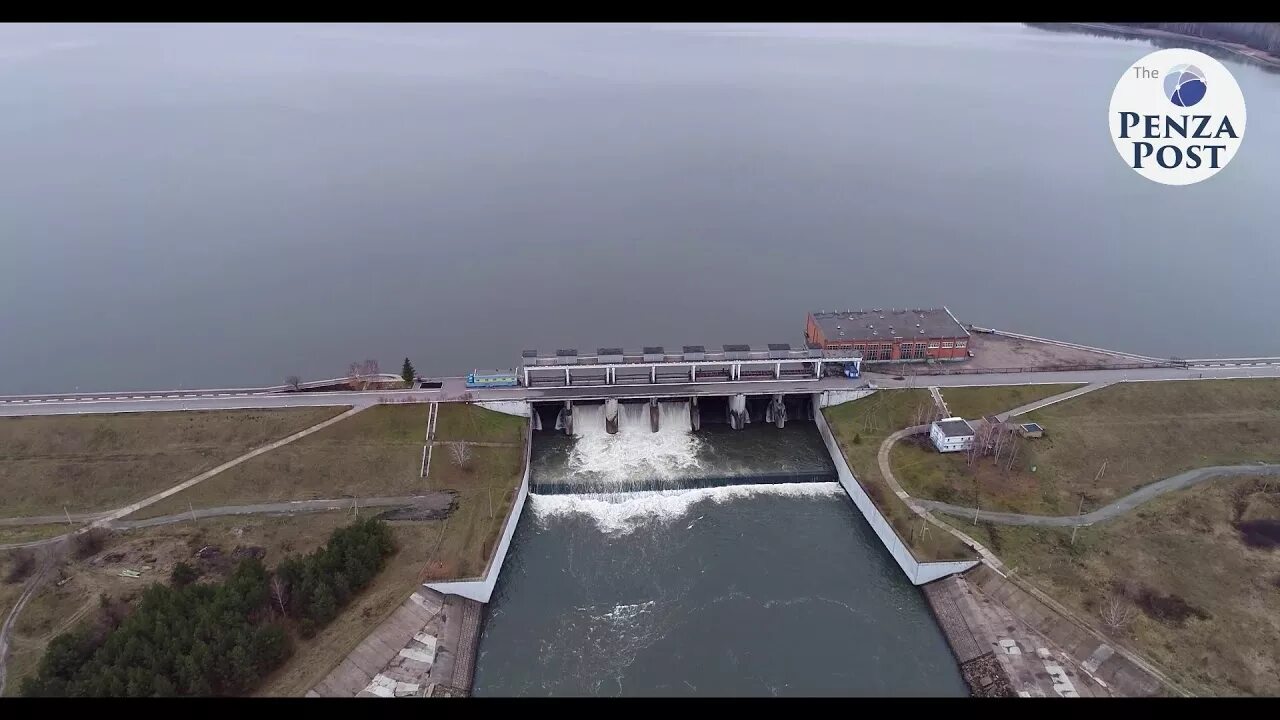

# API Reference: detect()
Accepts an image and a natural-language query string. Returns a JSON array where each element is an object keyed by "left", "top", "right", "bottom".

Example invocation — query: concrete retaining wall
[
  {"left": 424, "top": 421, "right": 531, "bottom": 603},
  {"left": 473, "top": 400, "right": 531, "bottom": 417},
  {"left": 814, "top": 403, "right": 977, "bottom": 585},
  {"left": 818, "top": 389, "right": 876, "bottom": 408}
]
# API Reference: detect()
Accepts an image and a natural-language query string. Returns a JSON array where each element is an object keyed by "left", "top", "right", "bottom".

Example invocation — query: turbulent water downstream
[{"left": 471, "top": 409, "right": 967, "bottom": 696}]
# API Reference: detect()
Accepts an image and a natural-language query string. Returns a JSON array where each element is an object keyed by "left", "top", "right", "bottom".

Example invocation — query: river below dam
[{"left": 471, "top": 411, "right": 967, "bottom": 696}]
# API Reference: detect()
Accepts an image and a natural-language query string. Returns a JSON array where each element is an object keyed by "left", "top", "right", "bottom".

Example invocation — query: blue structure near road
[{"left": 467, "top": 370, "right": 520, "bottom": 389}]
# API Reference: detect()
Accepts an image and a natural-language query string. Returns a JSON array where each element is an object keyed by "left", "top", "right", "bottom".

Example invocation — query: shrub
[
  {"left": 1235, "top": 519, "right": 1280, "bottom": 549},
  {"left": 72, "top": 528, "right": 109, "bottom": 559},
  {"left": 5, "top": 549, "right": 37, "bottom": 584},
  {"left": 170, "top": 562, "right": 199, "bottom": 588},
  {"left": 1135, "top": 589, "right": 1211, "bottom": 626}
]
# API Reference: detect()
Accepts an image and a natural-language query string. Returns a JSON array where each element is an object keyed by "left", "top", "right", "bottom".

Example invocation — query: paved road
[
  {"left": 2, "top": 364, "right": 1280, "bottom": 417},
  {"left": 113, "top": 494, "right": 454, "bottom": 530},
  {"left": 916, "top": 464, "right": 1280, "bottom": 527}
]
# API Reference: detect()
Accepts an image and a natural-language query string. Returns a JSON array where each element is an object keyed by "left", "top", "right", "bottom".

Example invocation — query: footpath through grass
[
  {"left": 940, "top": 383, "right": 1082, "bottom": 421},
  {"left": 822, "top": 390, "right": 974, "bottom": 562},
  {"left": 0, "top": 407, "right": 349, "bottom": 518},
  {"left": 133, "top": 405, "right": 432, "bottom": 520}
]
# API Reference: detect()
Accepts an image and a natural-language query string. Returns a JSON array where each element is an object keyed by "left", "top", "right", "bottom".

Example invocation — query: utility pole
[
  {"left": 189, "top": 502, "right": 197, "bottom": 525},
  {"left": 64, "top": 505, "right": 72, "bottom": 526}
]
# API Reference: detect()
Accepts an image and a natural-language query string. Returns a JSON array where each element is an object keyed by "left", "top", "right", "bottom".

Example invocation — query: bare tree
[
  {"left": 1099, "top": 593, "right": 1138, "bottom": 632},
  {"left": 912, "top": 398, "right": 942, "bottom": 430},
  {"left": 286, "top": 375, "right": 302, "bottom": 392},
  {"left": 991, "top": 423, "right": 1011, "bottom": 466},
  {"left": 346, "top": 359, "right": 382, "bottom": 390},
  {"left": 1004, "top": 435, "right": 1021, "bottom": 473},
  {"left": 451, "top": 442, "right": 472, "bottom": 469},
  {"left": 270, "top": 575, "right": 289, "bottom": 616}
]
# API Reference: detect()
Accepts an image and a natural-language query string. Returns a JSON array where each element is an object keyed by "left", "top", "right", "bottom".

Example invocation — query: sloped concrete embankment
[{"left": 813, "top": 401, "right": 979, "bottom": 585}]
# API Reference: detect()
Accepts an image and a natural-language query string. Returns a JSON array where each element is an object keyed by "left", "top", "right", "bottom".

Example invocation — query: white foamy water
[
  {"left": 530, "top": 482, "right": 844, "bottom": 535},
  {"left": 567, "top": 402, "right": 703, "bottom": 484}
]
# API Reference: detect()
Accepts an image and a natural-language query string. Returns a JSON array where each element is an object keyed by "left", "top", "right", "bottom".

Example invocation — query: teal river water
[{"left": 472, "top": 412, "right": 967, "bottom": 696}]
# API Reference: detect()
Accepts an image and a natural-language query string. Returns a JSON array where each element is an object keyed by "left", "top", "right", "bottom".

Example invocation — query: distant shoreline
[{"left": 1060, "top": 22, "right": 1280, "bottom": 70}]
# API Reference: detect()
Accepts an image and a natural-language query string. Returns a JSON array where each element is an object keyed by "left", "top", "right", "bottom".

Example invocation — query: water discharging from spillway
[
  {"left": 562, "top": 402, "right": 703, "bottom": 492},
  {"left": 473, "top": 403, "right": 968, "bottom": 696},
  {"left": 527, "top": 399, "right": 844, "bottom": 530}
]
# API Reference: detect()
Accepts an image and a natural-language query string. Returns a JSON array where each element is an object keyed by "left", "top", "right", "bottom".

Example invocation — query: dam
[{"left": 471, "top": 386, "right": 967, "bottom": 696}]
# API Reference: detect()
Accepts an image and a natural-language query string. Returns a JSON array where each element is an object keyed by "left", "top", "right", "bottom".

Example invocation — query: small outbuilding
[
  {"left": 1018, "top": 422, "right": 1044, "bottom": 438},
  {"left": 930, "top": 417, "right": 976, "bottom": 453}
]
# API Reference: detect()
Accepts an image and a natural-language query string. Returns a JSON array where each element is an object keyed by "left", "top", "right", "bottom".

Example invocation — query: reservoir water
[
  {"left": 472, "top": 407, "right": 968, "bottom": 696},
  {"left": 2, "top": 23, "right": 1280, "bottom": 394}
]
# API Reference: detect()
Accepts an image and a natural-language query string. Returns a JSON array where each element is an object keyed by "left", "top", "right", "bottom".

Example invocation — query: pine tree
[{"left": 401, "top": 357, "right": 416, "bottom": 384}]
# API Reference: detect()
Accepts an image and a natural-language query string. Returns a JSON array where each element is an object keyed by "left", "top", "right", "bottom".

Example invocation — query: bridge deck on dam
[
  {"left": 483, "top": 376, "right": 873, "bottom": 402},
  {"left": 519, "top": 344, "right": 863, "bottom": 389}
]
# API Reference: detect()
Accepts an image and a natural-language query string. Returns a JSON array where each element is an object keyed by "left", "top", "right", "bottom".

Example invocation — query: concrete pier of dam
[{"left": 527, "top": 393, "right": 821, "bottom": 436}]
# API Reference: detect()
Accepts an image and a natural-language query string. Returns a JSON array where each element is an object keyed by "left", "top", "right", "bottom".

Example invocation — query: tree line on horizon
[{"left": 1117, "top": 22, "right": 1280, "bottom": 56}]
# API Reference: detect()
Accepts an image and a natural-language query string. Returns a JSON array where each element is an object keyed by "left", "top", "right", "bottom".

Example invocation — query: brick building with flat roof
[{"left": 805, "top": 307, "right": 970, "bottom": 362}]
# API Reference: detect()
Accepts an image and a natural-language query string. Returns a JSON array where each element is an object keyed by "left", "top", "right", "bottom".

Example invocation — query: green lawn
[
  {"left": 432, "top": 403, "right": 526, "bottom": 445},
  {"left": 940, "top": 383, "right": 1082, "bottom": 421},
  {"left": 822, "top": 390, "right": 975, "bottom": 562}
]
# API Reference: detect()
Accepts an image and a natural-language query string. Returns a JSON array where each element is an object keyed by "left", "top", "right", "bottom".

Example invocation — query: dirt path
[
  {"left": 0, "top": 543, "right": 61, "bottom": 696},
  {"left": 110, "top": 494, "right": 455, "bottom": 530},
  {"left": 915, "top": 464, "right": 1280, "bottom": 527}
]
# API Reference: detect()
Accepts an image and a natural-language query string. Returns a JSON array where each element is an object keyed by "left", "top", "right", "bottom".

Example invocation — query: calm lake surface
[{"left": 3, "top": 23, "right": 1278, "bottom": 393}]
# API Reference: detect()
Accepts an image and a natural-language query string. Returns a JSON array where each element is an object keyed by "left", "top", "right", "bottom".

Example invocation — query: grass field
[
  {"left": 126, "top": 402, "right": 526, "bottom": 581},
  {"left": 421, "top": 405, "right": 524, "bottom": 581},
  {"left": 431, "top": 403, "right": 526, "bottom": 445},
  {"left": 0, "top": 407, "right": 349, "bottom": 518},
  {"left": 131, "top": 404, "right": 433, "bottom": 520},
  {"left": 0, "top": 524, "right": 83, "bottom": 545},
  {"left": 940, "top": 383, "right": 1082, "bottom": 421},
  {"left": 5, "top": 403, "right": 529, "bottom": 696},
  {"left": 947, "top": 473, "right": 1280, "bottom": 696},
  {"left": 822, "top": 390, "right": 974, "bottom": 562},
  {"left": 893, "top": 379, "right": 1280, "bottom": 515}
]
